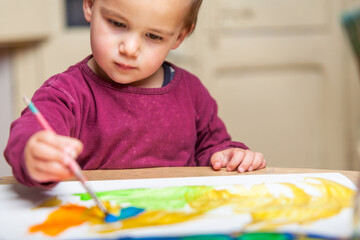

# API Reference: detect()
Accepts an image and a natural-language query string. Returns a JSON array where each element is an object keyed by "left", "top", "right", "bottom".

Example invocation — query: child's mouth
[{"left": 115, "top": 62, "right": 136, "bottom": 70}]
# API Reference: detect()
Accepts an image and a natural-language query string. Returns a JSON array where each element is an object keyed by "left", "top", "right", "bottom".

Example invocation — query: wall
[
  {"left": 0, "top": 51, "right": 13, "bottom": 177},
  {"left": 1, "top": 0, "right": 360, "bottom": 177},
  {"left": 168, "top": 0, "right": 360, "bottom": 170}
]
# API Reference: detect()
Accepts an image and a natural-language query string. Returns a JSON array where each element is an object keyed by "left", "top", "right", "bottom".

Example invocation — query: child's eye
[
  {"left": 146, "top": 33, "right": 163, "bottom": 41},
  {"left": 108, "top": 19, "right": 126, "bottom": 28}
]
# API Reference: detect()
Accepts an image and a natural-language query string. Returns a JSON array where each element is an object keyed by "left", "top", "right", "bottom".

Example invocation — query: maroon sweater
[{"left": 4, "top": 56, "right": 248, "bottom": 187}]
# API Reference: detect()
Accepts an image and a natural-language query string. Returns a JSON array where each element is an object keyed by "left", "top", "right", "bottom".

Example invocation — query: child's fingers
[
  {"left": 29, "top": 157, "right": 73, "bottom": 182},
  {"left": 36, "top": 161, "right": 72, "bottom": 182},
  {"left": 56, "top": 135, "right": 83, "bottom": 158},
  {"left": 211, "top": 149, "right": 266, "bottom": 172},
  {"left": 236, "top": 150, "right": 254, "bottom": 173},
  {"left": 259, "top": 158, "right": 267, "bottom": 169},
  {"left": 210, "top": 151, "right": 226, "bottom": 170},
  {"left": 26, "top": 131, "right": 62, "bottom": 165},
  {"left": 35, "top": 130, "right": 83, "bottom": 162},
  {"left": 248, "top": 152, "right": 264, "bottom": 171},
  {"left": 30, "top": 140, "right": 69, "bottom": 166},
  {"left": 40, "top": 133, "right": 83, "bottom": 158},
  {"left": 225, "top": 149, "right": 245, "bottom": 172},
  {"left": 25, "top": 130, "right": 83, "bottom": 182}
]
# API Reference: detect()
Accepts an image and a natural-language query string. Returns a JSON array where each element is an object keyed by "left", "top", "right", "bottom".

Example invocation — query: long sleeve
[
  {"left": 4, "top": 109, "right": 43, "bottom": 187},
  {"left": 4, "top": 80, "right": 76, "bottom": 188},
  {"left": 4, "top": 57, "right": 250, "bottom": 187},
  {"left": 192, "top": 79, "right": 248, "bottom": 166}
]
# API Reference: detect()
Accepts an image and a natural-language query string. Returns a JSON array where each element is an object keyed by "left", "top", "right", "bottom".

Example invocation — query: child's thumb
[{"left": 210, "top": 152, "right": 225, "bottom": 170}]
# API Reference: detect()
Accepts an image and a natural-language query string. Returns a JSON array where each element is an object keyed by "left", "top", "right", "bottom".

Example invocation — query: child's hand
[
  {"left": 24, "top": 130, "right": 83, "bottom": 183},
  {"left": 210, "top": 148, "right": 266, "bottom": 172}
]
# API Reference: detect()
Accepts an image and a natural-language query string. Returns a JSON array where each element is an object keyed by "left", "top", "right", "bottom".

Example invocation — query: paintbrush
[{"left": 22, "top": 95, "right": 110, "bottom": 216}]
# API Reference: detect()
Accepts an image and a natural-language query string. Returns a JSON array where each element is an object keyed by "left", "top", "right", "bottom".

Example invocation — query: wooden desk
[{"left": 1, "top": 167, "right": 359, "bottom": 185}]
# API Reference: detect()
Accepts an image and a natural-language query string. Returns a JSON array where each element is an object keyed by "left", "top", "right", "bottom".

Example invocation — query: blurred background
[{"left": 1, "top": 0, "right": 360, "bottom": 177}]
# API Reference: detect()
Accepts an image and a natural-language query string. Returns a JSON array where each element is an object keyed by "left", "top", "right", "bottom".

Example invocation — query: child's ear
[
  {"left": 83, "top": 0, "right": 94, "bottom": 22},
  {"left": 171, "top": 25, "right": 193, "bottom": 50}
]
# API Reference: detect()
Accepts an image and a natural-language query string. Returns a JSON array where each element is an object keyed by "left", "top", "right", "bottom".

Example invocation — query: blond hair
[
  {"left": 184, "top": 0, "right": 203, "bottom": 34},
  {"left": 88, "top": 0, "right": 202, "bottom": 34}
]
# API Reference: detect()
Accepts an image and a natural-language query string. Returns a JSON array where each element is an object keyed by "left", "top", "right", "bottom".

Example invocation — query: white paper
[{"left": 0, "top": 173, "right": 356, "bottom": 240}]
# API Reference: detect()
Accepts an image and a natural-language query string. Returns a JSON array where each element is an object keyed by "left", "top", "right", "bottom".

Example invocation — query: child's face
[{"left": 83, "top": 0, "right": 191, "bottom": 86}]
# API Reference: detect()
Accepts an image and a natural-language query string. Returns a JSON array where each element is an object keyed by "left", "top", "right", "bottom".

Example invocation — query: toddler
[{"left": 4, "top": 0, "right": 266, "bottom": 187}]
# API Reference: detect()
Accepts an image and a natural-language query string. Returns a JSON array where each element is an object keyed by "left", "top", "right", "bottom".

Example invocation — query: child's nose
[{"left": 119, "top": 34, "right": 140, "bottom": 58}]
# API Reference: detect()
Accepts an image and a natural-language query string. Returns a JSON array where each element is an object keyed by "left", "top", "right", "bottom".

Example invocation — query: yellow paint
[
  {"left": 98, "top": 210, "right": 205, "bottom": 233},
  {"left": 33, "top": 196, "right": 62, "bottom": 209},
  {"left": 187, "top": 188, "right": 231, "bottom": 211},
  {"left": 244, "top": 178, "right": 354, "bottom": 230},
  {"left": 29, "top": 177, "right": 354, "bottom": 237}
]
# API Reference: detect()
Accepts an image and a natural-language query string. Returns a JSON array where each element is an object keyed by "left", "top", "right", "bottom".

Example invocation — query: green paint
[
  {"left": 239, "top": 232, "right": 293, "bottom": 240},
  {"left": 74, "top": 186, "right": 213, "bottom": 211}
]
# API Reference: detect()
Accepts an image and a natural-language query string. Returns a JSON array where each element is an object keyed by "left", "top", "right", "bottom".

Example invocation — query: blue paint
[
  {"left": 105, "top": 207, "right": 145, "bottom": 223},
  {"left": 95, "top": 234, "right": 234, "bottom": 240},
  {"left": 305, "top": 232, "right": 339, "bottom": 240},
  {"left": 118, "top": 207, "right": 144, "bottom": 219},
  {"left": 104, "top": 213, "right": 120, "bottom": 223}
]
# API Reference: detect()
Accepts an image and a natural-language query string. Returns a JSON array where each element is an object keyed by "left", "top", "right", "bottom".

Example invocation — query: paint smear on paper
[
  {"left": 75, "top": 185, "right": 213, "bottom": 210},
  {"left": 29, "top": 204, "right": 88, "bottom": 236},
  {"left": 29, "top": 177, "right": 354, "bottom": 237},
  {"left": 33, "top": 196, "right": 62, "bottom": 209}
]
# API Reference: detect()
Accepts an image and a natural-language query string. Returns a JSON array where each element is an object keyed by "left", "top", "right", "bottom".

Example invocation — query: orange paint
[{"left": 29, "top": 204, "right": 88, "bottom": 236}]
